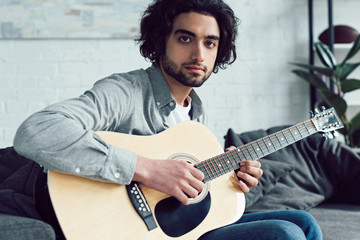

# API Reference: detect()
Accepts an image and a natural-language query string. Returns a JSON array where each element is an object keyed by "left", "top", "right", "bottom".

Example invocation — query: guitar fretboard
[{"left": 195, "top": 119, "right": 317, "bottom": 182}]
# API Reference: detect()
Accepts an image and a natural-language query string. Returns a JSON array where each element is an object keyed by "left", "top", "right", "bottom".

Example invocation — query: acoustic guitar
[{"left": 48, "top": 107, "right": 343, "bottom": 239}]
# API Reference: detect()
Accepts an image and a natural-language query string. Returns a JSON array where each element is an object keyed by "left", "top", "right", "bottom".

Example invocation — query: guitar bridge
[{"left": 126, "top": 181, "right": 157, "bottom": 231}]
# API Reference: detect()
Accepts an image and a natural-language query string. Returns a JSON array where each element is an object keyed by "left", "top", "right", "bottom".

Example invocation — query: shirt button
[
  {"left": 114, "top": 172, "right": 120, "bottom": 179},
  {"left": 156, "top": 101, "right": 160, "bottom": 106},
  {"left": 169, "top": 101, "right": 174, "bottom": 107},
  {"left": 75, "top": 167, "right": 80, "bottom": 173}
]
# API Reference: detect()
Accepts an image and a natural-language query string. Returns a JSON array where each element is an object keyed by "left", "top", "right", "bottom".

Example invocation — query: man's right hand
[{"left": 132, "top": 155, "right": 205, "bottom": 205}]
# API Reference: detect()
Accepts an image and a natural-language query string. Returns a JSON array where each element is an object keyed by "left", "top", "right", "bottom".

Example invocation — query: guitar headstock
[{"left": 311, "top": 107, "right": 344, "bottom": 133}]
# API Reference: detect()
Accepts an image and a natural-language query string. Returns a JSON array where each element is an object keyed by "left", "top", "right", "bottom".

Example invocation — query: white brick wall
[{"left": 1, "top": 0, "right": 360, "bottom": 148}]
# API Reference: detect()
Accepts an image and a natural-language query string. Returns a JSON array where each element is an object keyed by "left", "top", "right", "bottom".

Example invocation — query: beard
[{"left": 161, "top": 54, "right": 211, "bottom": 87}]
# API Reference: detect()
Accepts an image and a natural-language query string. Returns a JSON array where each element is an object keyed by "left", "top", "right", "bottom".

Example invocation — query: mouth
[{"left": 184, "top": 65, "right": 206, "bottom": 75}]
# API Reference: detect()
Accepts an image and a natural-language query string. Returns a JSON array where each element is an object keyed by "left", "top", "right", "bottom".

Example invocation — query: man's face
[{"left": 160, "top": 12, "right": 220, "bottom": 87}]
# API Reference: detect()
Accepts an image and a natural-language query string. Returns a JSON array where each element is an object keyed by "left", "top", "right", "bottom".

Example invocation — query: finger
[
  {"left": 174, "top": 189, "right": 190, "bottom": 205},
  {"left": 239, "top": 166, "right": 263, "bottom": 179},
  {"left": 225, "top": 146, "right": 236, "bottom": 152},
  {"left": 182, "top": 183, "right": 201, "bottom": 199},
  {"left": 237, "top": 179, "right": 250, "bottom": 193},
  {"left": 237, "top": 171, "right": 259, "bottom": 189},
  {"left": 240, "top": 160, "right": 261, "bottom": 168},
  {"left": 190, "top": 177, "right": 205, "bottom": 193},
  {"left": 191, "top": 165, "right": 205, "bottom": 181}
]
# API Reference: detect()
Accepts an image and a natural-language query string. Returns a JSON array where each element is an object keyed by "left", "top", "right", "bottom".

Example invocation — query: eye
[
  {"left": 179, "top": 36, "right": 191, "bottom": 43},
  {"left": 205, "top": 41, "right": 216, "bottom": 48}
]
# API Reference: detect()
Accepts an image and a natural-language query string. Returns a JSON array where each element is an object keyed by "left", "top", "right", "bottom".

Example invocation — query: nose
[{"left": 192, "top": 42, "right": 205, "bottom": 62}]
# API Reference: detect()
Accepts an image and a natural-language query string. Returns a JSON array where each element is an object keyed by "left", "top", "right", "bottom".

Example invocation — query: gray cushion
[
  {"left": 308, "top": 203, "right": 360, "bottom": 240},
  {"left": 243, "top": 159, "right": 294, "bottom": 208},
  {"left": 0, "top": 214, "right": 55, "bottom": 240}
]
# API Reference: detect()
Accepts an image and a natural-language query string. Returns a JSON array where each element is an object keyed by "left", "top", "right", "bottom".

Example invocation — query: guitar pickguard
[{"left": 154, "top": 193, "right": 211, "bottom": 237}]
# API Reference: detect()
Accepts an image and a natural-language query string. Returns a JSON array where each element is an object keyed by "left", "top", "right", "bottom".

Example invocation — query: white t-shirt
[{"left": 166, "top": 97, "right": 192, "bottom": 127}]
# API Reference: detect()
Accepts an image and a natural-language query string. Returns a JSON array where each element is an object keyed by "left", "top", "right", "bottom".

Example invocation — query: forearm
[{"left": 13, "top": 95, "right": 136, "bottom": 184}]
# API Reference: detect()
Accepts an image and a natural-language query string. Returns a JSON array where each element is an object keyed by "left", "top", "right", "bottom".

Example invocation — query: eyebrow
[{"left": 174, "top": 29, "right": 220, "bottom": 41}]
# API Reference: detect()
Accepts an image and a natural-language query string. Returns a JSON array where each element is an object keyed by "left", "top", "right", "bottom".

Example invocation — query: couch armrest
[{"left": 0, "top": 214, "right": 55, "bottom": 240}]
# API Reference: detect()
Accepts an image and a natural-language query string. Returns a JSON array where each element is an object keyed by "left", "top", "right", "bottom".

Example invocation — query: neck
[{"left": 160, "top": 66, "right": 192, "bottom": 107}]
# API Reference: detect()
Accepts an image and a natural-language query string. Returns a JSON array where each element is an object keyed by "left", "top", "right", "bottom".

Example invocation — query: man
[{"left": 4, "top": 0, "right": 322, "bottom": 239}]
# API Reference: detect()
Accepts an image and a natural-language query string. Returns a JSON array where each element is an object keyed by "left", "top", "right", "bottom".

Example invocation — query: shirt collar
[{"left": 146, "top": 64, "right": 204, "bottom": 120}]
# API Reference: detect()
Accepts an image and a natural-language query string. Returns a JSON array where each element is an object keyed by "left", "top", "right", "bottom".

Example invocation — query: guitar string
[
  {"left": 198, "top": 120, "right": 315, "bottom": 181},
  {"left": 197, "top": 119, "right": 318, "bottom": 182}
]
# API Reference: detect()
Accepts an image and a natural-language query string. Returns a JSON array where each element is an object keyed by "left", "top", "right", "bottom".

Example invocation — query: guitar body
[{"left": 48, "top": 121, "right": 245, "bottom": 239}]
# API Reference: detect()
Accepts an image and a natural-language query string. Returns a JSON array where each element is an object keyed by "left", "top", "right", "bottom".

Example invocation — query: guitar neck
[{"left": 196, "top": 119, "right": 318, "bottom": 182}]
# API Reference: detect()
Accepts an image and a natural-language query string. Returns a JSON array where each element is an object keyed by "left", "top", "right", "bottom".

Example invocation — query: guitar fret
[
  {"left": 222, "top": 154, "right": 234, "bottom": 171},
  {"left": 261, "top": 137, "right": 272, "bottom": 153},
  {"left": 302, "top": 122, "right": 311, "bottom": 135},
  {"left": 216, "top": 156, "right": 226, "bottom": 173},
  {"left": 199, "top": 161, "right": 212, "bottom": 182},
  {"left": 228, "top": 151, "right": 240, "bottom": 168},
  {"left": 245, "top": 145, "right": 254, "bottom": 160},
  {"left": 268, "top": 134, "right": 280, "bottom": 150},
  {"left": 267, "top": 136, "right": 276, "bottom": 152},
  {"left": 253, "top": 140, "right": 265, "bottom": 158},
  {"left": 291, "top": 126, "right": 302, "bottom": 141},
  {"left": 205, "top": 159, "right": 218, "bottom": 180},
  {"left": 238, "top": 147, "right": 249, "bottom": 161},
  {"left": 273, "top": 132, "right": 284, "bottom": 148},
  {"left": 209, "top": 158, "right": 221, "bottom": 178},
  {"left": 294, "top": 125, "right": 303, "bottom": 138},
  {"left": 245, "top": 144, "right": 257, "bottom": 160},
  {"left": 257, "top": 139, "right": 268, "bottom": 155},
  {"left": 296, "top": 124, "right": 306, "bottom": 136},
  {"left": 284, "top": 128, "right": 295, "bottom": 144},
  {"left": 288, "top": 127, "right": 296, "bottom": 141},
  {"left": 279, "top": 130, "right": 289, "bottom": 145},
  {"left": 252, "top": 142, "right": 263, "bottom": 158},
  {"left": 299, "top": 123, "right": 312, "bottom": 137},
  {"left": 224, "top": 155, "right": 233, "bottom": 171}
]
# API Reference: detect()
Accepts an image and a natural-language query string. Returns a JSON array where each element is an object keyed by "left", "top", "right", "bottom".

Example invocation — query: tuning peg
[
  {"left": 309, "top": 110, "right": 314, "bottom": 118},
  {"left": 328, "top": 132, "right": 334, "bottom": 139},
  {"left": 322, "top": 131, "right": 336, "bottom": 140},
  {"left": 322, "top": 132, "right": 330, "bottom": 139}
]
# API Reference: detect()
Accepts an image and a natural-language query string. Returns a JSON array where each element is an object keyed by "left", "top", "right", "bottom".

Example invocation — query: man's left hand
[{"left": 225, "top": 146, "right": 263, "bottom": 193}]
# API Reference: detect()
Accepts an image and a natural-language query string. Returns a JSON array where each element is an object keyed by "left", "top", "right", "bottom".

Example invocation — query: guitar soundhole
[{"left": 154, "top": 193, "right": 211, "bottom": 237}]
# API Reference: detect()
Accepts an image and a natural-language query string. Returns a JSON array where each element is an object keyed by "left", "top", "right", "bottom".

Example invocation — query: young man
[{"left": 3, "top": 0, "right": 322, "bottom": 239}]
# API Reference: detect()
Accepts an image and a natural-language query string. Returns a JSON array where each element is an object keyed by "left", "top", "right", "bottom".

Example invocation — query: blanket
[{"left": 224, "top": 126, "right": 360, "bottom": 213}]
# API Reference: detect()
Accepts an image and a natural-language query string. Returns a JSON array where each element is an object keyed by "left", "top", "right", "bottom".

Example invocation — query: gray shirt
[{"left": 13, "top": 64, "right": 204, "bottom": 184}]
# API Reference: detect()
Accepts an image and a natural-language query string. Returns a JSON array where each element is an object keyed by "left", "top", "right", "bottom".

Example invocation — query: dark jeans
[{"left": 199, "top": 210, "right": 323, "bottom": 240}]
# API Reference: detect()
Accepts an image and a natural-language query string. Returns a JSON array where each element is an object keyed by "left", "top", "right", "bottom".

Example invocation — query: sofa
[
  {"left": 1, "top": 125, "right": 359, "bottom": 239},
  {"left": 224, "top": 125, "right": 360, "bottom": 240}
]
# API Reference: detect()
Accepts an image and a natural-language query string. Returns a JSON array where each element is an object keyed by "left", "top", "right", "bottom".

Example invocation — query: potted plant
[{"left": 291, "top": 35, "right": 360, "bottom": 148}]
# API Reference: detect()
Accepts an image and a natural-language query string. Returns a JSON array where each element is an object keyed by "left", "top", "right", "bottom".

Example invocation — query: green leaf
[
  {"left": 341, "top": 79, "right": 360, "bottom": 93},
  {"left": 314, "top": 42, "right": 337, "bottom": 68},
  {"left": 317, "top": 89, "right": 347, "bottom": 117},
  {"left": 289, "top": 63, "right": 334, "bottom": 77},
  {"left": 342, "top": 34, "right": 360, "bottom": 63},
  {"left": 292, "top": 69, "right": 329, "bottom": 90},
  {"left": 350, "top": 111, "right": 360, "bottom": 132},
  {"left": 350, "top": 112, "right": 360, "bottom": 147},
  {"left": 338, "top": 62, "right": 360, "bottom": 81}
]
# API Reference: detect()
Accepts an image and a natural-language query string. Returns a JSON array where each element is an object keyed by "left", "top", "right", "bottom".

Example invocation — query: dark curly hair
[{"left": 135, "top": 0, "right": 239, "bottom": 73}]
